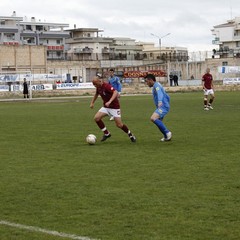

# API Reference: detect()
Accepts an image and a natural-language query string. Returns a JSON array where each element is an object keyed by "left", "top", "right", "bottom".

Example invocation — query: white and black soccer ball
[{"left": 86, "top": 134, "right": 97, "bottom": 145}]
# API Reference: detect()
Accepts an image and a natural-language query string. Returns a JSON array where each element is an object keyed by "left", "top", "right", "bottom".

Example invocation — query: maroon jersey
[
  {"left": 202, "top": 73, "right": 213, "bottom": 89},
  {"left": 96, "top": 82, "right": 120, "bottom": 109}
]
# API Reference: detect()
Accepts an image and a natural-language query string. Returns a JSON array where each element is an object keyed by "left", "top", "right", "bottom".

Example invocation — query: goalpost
[
  {"left": 0, "top": 71, "right": 32, "bottom": 100},
  {"left": 0, "top": 70, "right": 94, "bottom": 101}
]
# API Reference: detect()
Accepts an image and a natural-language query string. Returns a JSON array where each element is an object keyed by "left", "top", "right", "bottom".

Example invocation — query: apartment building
[
  {"left": 65, "top": 28, "right": 147, "bottom": 62},
  {"left": 66, "top": 27, "right": 113, "bottom": 61},
  {"left": 0, "top": 11, "right": 70, "bottom": 60},
  {"left": 212, "top": 17, "right": 240, "bottom": 58}
]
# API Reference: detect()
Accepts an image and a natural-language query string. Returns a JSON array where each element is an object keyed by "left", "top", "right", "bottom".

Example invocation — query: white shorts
[
  {"left": 99, "top": 107, "right": 121, "bottom": 118},
  {"left": 204, "top": 89, "right": 214, "bottom": 96}
]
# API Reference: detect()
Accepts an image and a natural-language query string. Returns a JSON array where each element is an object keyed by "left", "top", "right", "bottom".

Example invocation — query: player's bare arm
[
  {"left": 105, "top": 90, "right": 118, "bottom": 107},
  {"left": 90, "top": 93, "right": 99, "bottom": 108}
]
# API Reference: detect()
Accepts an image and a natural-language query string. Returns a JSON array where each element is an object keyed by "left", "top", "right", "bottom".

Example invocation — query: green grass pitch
[{"left": 0, "top": 91, "right": 239, "bottom": 240}]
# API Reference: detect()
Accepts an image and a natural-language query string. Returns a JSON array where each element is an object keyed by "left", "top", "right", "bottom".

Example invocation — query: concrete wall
[{"left": 0, "top": 45, "right": 46, "bottom": 72}]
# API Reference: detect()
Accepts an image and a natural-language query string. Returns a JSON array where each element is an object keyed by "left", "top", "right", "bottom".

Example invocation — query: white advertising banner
[
  {"left": 0, "top": 73, "right": 66, "bottom": 82},
  {"left": 223, "top": 78, "right": 240, "bottom": 85},
  {"left": 11, "top": 84, "right": 53, "bottom": 92},
  {"left": 11, "top": 85, "right": 21, "bottom": 91},
  {"left": 56, "top": 82, "right": 94, "bottom": 90},
  {"left": 218, "top": 66, "right": 240, "bottom": 74},
  {"left": 0, "top": 85, "right": 9, "bottom": 92},
  {"left": 31, "top": 84, "right": 53, "bottom": 91}
]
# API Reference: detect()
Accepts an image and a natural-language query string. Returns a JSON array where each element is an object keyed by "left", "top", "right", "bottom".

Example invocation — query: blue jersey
[
  {"left": 152, "top": 82, "right": 170, "bottom": 110},
  {"left": 108, "top": 75, "right": 122, "bottom": 93}
]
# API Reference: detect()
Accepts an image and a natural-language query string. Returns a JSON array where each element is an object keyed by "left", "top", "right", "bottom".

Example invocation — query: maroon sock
[
  {"left": 121, "top": 124, "right": 133, "bottom": 137},
  {"left": 96, "top": 120, "right": 109, "bottom": 135},
  {"left": 121, "top": 124, "right": 128, "bottom": 133}
]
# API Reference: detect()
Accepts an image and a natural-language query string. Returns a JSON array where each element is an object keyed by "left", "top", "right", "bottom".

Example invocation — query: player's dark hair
[{"left": 145, "top": 73, "right": 156, "bottom": 81}]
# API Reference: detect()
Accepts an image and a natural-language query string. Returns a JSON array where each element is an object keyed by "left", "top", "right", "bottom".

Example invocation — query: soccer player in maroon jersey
[
  {"left": 202, "top": 68, "right": 215, "bottom": 110},
  {"left": 90, "top": 76, "right": 136, "bottom": 142}
]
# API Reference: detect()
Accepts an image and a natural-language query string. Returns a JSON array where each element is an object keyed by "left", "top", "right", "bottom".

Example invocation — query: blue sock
[{"left": 153, "top": 119, "right": 169, "bottom": 137}]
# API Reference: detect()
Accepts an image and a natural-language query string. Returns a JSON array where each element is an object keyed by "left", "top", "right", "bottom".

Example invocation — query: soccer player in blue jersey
[
  {"left": 145, "top": 74, "right": 172, "bottom": 142},
  {"left": 108, "top": 68, "right": 122, "bottom": 94},
  {"left": 108, "top": 69, "right": 122, "bottom": 120}
]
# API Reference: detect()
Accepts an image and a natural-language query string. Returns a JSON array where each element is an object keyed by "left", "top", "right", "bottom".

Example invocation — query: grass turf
[{"left": 0, "top": 91, "right": 239, "bottom": 240}]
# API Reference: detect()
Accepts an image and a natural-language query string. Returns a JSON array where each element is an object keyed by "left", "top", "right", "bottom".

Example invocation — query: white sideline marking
[{"left": 0, "top": 220, "right": 99, "bottom": 240}]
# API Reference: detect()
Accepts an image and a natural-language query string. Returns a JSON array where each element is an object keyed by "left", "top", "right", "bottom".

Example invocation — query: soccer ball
[{"left": 86, "top": 134, "right": 97, "bottom": 145}]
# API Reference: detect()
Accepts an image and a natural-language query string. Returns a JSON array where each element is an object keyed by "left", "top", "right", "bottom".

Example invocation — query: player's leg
[
  {"left": 114, "top": 117, "right": 136, "bottom": 142},
  {"left": 94, "top": 109, "right": 111, "bottom": 141},
  {"left": 151, "top": 111, "right": 172, "bottom": 141},
  {"left": 208, "top": 91, "right": 215, "bottom": 109},
  {"left": 203, "top": 92, "right": 209, "bottom": 110}
]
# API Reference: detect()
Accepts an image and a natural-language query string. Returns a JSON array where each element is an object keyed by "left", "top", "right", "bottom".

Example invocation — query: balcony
[
  {"left": 82, "top": 47, "right": 92, "bottom": 54},
  {"left": 2, "top": 41, "right": 19, "bottom": 45},
  {"left": 211, "top": 46, "right": 240, "bottom": 58},
  {"left": 134, "top": 53, "right": 146, "bottom": 60},
  {"left": 73, "top": 47, "right": 93, "bottom": 54},
  {"left": 102, "top": 47, "right": 109, "bottom": 54},
  {"left": 73, "top": 48, "right": 82, "bottom": 53},
  {"left": 47, "top": 45, "right": 64, "bottom": 51}
]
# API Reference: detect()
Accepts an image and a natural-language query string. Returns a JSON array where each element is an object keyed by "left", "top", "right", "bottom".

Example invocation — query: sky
[{"left": 1, "top": 0, "right": 240, "bottom": 52}]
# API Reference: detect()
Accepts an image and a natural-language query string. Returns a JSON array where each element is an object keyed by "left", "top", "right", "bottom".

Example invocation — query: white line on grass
[{"left": 0, "top": 220, "right": 99, "bottom": 240}]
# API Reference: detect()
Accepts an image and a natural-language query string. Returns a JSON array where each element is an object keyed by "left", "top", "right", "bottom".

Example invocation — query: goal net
[
  {"left": 0, "top": 71, "right": 69, "bottom": 101},
  {"left": 0, "top": 70, "right": 95, "bottom": 101},
  {"left": 0, "top": 71, "right": 33, "bottom": 100}
]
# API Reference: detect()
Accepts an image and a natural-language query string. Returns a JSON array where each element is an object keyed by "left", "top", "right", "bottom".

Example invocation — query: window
[
  {"left": 222, "top": 61, "right": 228, "bottom": 66},
  {"left": 36, "top": 25, "right": 43, "bottom": 31},
  {"left": 26, "top": 25, "right": 32, "bottom": 30}
]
